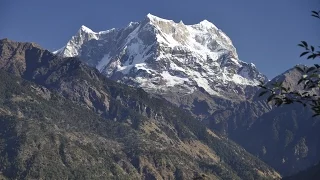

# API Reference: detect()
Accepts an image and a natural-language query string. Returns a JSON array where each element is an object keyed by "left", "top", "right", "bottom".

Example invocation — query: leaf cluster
[{"left": 259, "top": 11, "right": 320, "bottom": 116}]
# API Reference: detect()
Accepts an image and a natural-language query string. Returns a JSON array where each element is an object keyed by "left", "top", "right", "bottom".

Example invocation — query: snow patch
[
  {"left": 80, "top": 25, "right": 95, "bottom": 33},
  {"left": 52, "top": 46, "right": 65, "bottom": 55},
  {"left": 96, "top": 54, "right": 111, "bottom": 71},
  {"left": 199, "top": 20, "right": 218, "bottom": 30},
  {"left": 98, "top": 28, "right": 116, "bottom": 35},
  {"left": 55, "top": 14, "right": 266, "bottom": 98},
  {"left": 232, "top": 74, "right": 258, "bottom": 85},
  {"left": 147, "top": 13, "right": 173, "bottom": 23},
  {"left": 161, "top": 71, "right": 188, "bottom": 87},
  {"left": 194, "top": 77, "right": 219, "bottom": 96}
]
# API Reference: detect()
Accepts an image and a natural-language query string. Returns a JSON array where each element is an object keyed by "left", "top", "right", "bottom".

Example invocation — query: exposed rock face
[
  {"left": 0, "top": 39, "right": 280, "bottom": 180},
  {"left": 54, "top": 14, "right": 267, "bottom": 100},
  {"left": 53, "top": 14, "right": 271, "bottom": 139},
  {"left": 53, "top": 14, "right": 320, "bottom": 176}
]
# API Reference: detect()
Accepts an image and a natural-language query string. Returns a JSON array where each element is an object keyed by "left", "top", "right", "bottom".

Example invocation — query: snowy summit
[{"left": 54, "top": 14, "right": 267, "bottom": 99}]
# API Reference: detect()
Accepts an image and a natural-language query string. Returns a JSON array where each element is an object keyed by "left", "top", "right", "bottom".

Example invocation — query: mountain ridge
[
  {"left": 0, "top": 38, "right": 281, "bottom": 179},
  {"left": 54, "top": 13, "right": 267, "bottom": 100},
  {"left": 52, "top": 14, "right": 320, "bottom": 176}
]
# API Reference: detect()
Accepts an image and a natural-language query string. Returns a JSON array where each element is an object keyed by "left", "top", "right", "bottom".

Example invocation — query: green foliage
[
  {"left": 259, "top": 11, "right": 320, "bottom": 116},
  {"left": 0, "top": 115, "right": 22, "bottom": 178},
  {"left": 0, "top": 70, "right": 141, "bottom": 179}
]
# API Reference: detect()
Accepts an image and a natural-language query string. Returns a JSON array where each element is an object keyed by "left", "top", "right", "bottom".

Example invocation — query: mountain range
[
  {"left": 54, "top": 13, "right": 266, "bottom": 100},
  {"left": 0, "top": 38, "right": 281, "bottom": 180},
  {"left": 0, "top": 13, "right": 318, "bottom": 179},
  {"left": 54, "top": 14, "right": 320, "bottom": 177}
]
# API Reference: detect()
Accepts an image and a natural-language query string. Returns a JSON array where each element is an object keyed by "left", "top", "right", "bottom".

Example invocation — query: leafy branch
[{"left": 259, "top": 11, "right": 320, "bottom": 116}]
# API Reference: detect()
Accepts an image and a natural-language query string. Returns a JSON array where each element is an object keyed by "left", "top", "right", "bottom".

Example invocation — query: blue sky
[{"left": 1, "top": 0, "right": 319, "bottom": 78}]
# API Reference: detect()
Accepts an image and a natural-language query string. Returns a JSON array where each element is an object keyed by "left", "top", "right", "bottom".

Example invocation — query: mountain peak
[
  {"left": 146, "top": 13, "right": 174, "bottom": 23},
  {"left": 198, "top": 19, "right": 218, "bottom": 29},
  {"left": 79, "top": 25, "right": 95, "bottom": 33},
  {"left": 0, "top": 38, "right": 41, "bottom": 49},
  {"left": 0, "top": 39, "right": 52, "bottom": 77},
  {"left": 0, "top": 38, "right": 10, "bottom": 42},
  {"left": 54, "top": 15, "right": 267, "bottom": 99}
]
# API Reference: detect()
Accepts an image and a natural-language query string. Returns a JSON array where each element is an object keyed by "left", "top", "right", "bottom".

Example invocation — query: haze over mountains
[{"left": 0, "top": 13, "right": 319, "bottom": 180}]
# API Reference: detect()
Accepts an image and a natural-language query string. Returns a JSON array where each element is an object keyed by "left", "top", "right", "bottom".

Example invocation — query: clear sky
[{"left": 1, "top": 0, "right": 319, "bottom": 78}]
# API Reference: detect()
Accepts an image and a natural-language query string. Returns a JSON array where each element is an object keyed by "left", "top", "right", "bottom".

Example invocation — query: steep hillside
[
  {"left": 235, "top": 67, "right": 320, "bottom": 175},
  {"left": 53, "top": 14, "right": 270, "bottom": 141},
  {"left": 0, "top": 38, "right": 280, "bottom": 179},
  {"left": 52, "top": 14, "right": 320, "bottom": 176}
]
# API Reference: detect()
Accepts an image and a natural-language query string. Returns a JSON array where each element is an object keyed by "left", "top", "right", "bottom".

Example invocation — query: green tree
[{"left": 259, "top": 11, "right": 320, "bottom": 116}]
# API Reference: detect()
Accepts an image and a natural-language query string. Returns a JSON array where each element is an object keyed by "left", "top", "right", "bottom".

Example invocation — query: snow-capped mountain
[{"left": 54, "top": 13, "right": 267, "bottom": 99}]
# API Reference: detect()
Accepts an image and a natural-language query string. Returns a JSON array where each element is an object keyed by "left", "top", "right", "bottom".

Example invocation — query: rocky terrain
[
  {"left": 54, "top": 14, "right": 267, "bottom": 100},
  {"left": 54, "top": 14, "right": 320, "bottom": 177},
  {"left": 0, "top": 38, "right": 281, "bottom": 179}
]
